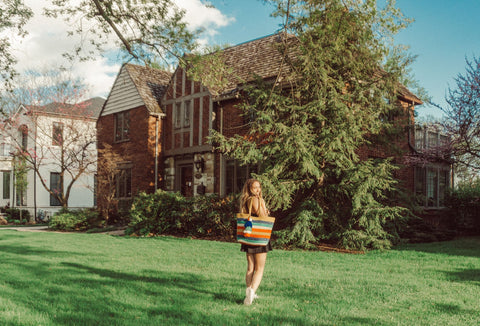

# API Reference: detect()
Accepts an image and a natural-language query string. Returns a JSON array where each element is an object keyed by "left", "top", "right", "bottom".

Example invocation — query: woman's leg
[
  {"left": 250, "top": 252, "right": 267, "bottom": 292},
  {"left": 245, "top": 253, "right": 255, "bottom": 288}
]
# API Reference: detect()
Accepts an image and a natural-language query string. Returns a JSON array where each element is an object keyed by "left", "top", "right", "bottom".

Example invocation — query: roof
[
  {"left": 27, "top": 97, "right": 106, "bottom": 119},
  {"left": 199, "top": 33, "right": 422, "bottom": 105},
  {"left": 124, "top": 63, "right": 172, "bottom": 113},
  {"left": 206, "top": 33, "right": 296, "bottom": 97}
]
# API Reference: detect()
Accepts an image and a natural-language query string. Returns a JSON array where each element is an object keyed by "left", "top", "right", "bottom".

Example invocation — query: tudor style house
[
  {"left": 0, "top": 97, "right": 104, "bottom": 219},
  {"left": 98, "top": 33, "right": 451, "bottom": 213}
]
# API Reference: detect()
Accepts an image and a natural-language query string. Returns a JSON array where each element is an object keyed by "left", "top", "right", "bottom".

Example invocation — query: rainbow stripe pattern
[{"left": 237, "top": 214, "right": 275, "bottom": 246}]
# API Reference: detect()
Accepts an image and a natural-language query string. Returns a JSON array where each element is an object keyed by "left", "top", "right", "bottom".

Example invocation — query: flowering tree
[
  {"left": 435, "top": 57, "right": 480, "bottom": 172},
  {"left": 0, "top": 69, "right": 99, "bottom": 208}
]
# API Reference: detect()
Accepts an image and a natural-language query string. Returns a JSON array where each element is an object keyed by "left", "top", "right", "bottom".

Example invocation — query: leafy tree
[
  {"left": 44, "top": 0, "right": 199, "bottom": 65},
  {"left": 212, "top": 0, "right": 416, "bottom": 250},
  {"left": 0, "top": 69, "right": 98, "bottom": 209},
  {"left": 0, "top": 0, "right": 33, "bottom": 91}
]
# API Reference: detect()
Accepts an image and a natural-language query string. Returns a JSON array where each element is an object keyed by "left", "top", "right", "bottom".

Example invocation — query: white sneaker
[{"left": 244, "top": 287, "right": 255, "bottom": 305}]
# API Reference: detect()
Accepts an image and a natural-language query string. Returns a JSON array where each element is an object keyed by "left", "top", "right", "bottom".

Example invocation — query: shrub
[
  {"left": 4, "top": 208, "right": 31, "bottom": 223},
  {"left": 49, "top": 208, "right": 102, "bottom": 231},
  {"left": 185, "top": 194, "right": 237, "bottom": 240},
  {"left": 446, "top": 180, "right": 480, "bottom": 235},
  {"left": 127, "top": 191, "right": 187, "bottom": 236},
  {"left": 126, "top": 190, "right": 238, "bottom": 240}
]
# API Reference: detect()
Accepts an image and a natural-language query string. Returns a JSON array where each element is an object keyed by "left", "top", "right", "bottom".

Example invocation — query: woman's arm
[{"left": 249, "top": 196, "right": 268, "bottom": 217}]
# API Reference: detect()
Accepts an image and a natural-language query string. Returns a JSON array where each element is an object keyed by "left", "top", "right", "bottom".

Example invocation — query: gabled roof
[
  {"left": 26, "top": 97, "right": 105, "bottom": 119},
  {"left": 200, "top": 33, "right": 295, "bottom": 97},
  {"left": 124, "top": 63, "right": 172, "bottom": 113},
  {"left": 196, "top": 33, "right": 422, "bottom": 105}
]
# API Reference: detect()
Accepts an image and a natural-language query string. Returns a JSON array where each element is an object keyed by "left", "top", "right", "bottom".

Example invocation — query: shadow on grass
[
  {"left": 1, "top": 254, "right": 310, "bottom": 325},
  {"left": 445, "top": 268, "right": 480, "bottom": 286},
  {"left": 0, "top": 244, "right": 87, "bottom": 257},
  {"left": 394, "top": 237, "right": 480, "bottom": 258}
]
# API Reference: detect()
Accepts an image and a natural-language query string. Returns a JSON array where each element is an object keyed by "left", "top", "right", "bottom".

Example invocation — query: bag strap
[{"left": 246, "top": 197, "right": 254, "bottom": 220}]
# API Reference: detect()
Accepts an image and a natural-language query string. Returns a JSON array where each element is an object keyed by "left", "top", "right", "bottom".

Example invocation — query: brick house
[
  {"left": 161, "top": 33, "right": 426, "bottom": 198},
  {"left": 98, "top": 34, "right": 449, "bottom": 213},
  {"left": 96, "top": 64, "right": 171, "bottom": 212}
]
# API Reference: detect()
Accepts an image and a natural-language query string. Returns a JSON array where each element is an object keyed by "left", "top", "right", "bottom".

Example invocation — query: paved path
[
  {"left": 0, "top": 225, "right": 126, "bottom": 235},
  {"left": 0, "top": 226, "right": 49, "bottom": 232}
]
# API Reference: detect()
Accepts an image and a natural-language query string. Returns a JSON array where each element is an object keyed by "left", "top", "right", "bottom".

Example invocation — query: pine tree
[{"left": 212, "top": 0, "right": 415, "bottom": 250}]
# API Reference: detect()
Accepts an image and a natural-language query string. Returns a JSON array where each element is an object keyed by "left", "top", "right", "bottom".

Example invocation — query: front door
[{"left": 180, "top": 166, "right": 193, "bottom": 197}]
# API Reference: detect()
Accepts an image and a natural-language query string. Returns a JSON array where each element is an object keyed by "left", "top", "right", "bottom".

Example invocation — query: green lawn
[{"left": 0, "top": 231, "right": 479, "bottom": 326}]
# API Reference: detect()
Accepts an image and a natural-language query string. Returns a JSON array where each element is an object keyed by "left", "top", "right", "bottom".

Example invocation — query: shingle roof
[
  {"left": 205, "top": 33, "right": 422, "bottom": 105},
  {"left": 124, "top": 64, "right": 172, "bottom": 113},
  {"left": 28, "top": 97, "right": 106, "bottom": 119},
  {"left": 208, "top": 33, "right": 296, "bottom": 97}
]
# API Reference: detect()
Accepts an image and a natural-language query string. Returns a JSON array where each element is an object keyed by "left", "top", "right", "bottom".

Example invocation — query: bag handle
[{"left": 246, "top": 197, "right": 254, "bottom": 220}]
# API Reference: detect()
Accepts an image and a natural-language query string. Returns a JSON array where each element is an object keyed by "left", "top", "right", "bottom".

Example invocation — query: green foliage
[
  {"left": 0, "top": 0, "right": 33, "bottom": 91},
  {"left": 3, "top": 207, "right": 31, "bottom": 223},
  {"left": 274, "top": 200, "right": 325, "bottom": 249},
  {"left": 127, "top": 191, "right": 187, "bottom": 236},
  {"left": 44, "top": 0, "right": 199, "bottom": 65},
  {"left": 49, "top": 208, "right": 102, "bottom": 231},
  {"left": 126, "top": 190, "right": 237, "bottom": 239},
  {"left": 210, "top": 0, "right": 414, "bottom": 250},
  {"left": 446, "top": 180, "right": 480, "bottom": 234}
]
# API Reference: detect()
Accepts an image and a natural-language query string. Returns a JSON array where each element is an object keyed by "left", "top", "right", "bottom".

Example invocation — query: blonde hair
[{"left": 239, "top": 179, "right": 263, "bottom": 213}]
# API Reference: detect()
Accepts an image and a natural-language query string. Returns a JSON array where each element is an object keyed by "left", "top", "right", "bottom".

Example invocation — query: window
[
  {"left": 114, "top": 111, "right": 130, "bottom": 142},
  {"left": 415, "top": 166, "right": 450, "bottom": 208},
  {"left": 2, "top": 171, "right": 10, "bottom": 199},
  {"left": 0, "top": 143, "right": 10, "bottom": 156},
  {"left": 225, "top": 160, "right": 258, "bottom": 195},
  {"left": 115, "top": 168, "right": 132, "bottom": 198},
  {"left": 19, "top": 125, "right": 28, "bottom": 150},
  {"left": 175, "top": 103, "right": 182, "bottom": 129},
  {"left": 415, "top": 128, "right": 425, "bottom": 150},
  {"left": 184, "top": 100, "right": 191, "bottom": 127},
  {"left": 50, "top": 172, "right": 62, "bottom": 206},
  {"left": 427, "top": 131, "right": 438, "bottom": 149},
  {"left": 174, "top": 101, "right": 192, "bottom": 129},
  {"left": 52, "top": 122, "right": 64, "bottom": 146},
  {"left": 415, "top": 126, "right": 448, "bottom": 152}
]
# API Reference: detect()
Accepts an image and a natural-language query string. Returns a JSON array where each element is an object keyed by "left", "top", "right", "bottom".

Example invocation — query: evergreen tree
[{"left": 212, "top": 0, "right": 415, "bottom": 250}]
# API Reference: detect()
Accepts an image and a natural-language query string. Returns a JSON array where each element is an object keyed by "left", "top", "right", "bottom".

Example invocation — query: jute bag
[{"left": 236, "top": 199, "right": 275, "bottom": 246}]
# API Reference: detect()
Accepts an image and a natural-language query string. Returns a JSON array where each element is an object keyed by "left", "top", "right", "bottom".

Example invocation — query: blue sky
[
  {"left": 205, "top": 0, "right": 480, "bottom": 119},
  {"left": 13, "top": 0, "right": 480, "bottom": 120}
]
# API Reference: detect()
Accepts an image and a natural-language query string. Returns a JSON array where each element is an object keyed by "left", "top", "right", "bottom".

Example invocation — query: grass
[{"left": 0, "top": 231, "right": 479, "bottom": 326}]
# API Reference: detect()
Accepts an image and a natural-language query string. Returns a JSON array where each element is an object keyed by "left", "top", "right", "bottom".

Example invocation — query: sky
[{"left": 9, "top": 0, "right": 480, "bottom": 119}]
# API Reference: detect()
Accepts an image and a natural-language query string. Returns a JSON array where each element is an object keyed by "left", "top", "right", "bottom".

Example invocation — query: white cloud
[
  {"left": 8, "top": 0, "right": 234, "bottom": 100},
  {"left": 177, "top": 0, "right": 234, "bottom": 35}
]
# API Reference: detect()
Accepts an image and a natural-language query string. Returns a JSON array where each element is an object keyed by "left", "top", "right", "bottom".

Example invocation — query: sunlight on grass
[{"left": 0, "top": 231, "right": 479, "bottom": 325}]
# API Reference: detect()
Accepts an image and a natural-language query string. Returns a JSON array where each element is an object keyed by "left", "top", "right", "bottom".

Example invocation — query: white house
[{"left": 0, "top": 97, "right": 104, "bottom": 220}]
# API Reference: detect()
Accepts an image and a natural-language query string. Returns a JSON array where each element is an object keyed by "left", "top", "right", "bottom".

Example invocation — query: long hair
[{"left": 239, "top": 178, "right": 262, "bottom": 213}]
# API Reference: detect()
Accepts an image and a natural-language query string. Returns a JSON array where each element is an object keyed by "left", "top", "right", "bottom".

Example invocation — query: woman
[{"left": 239, "top": 178, "right": 272, "bottom": 305}]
